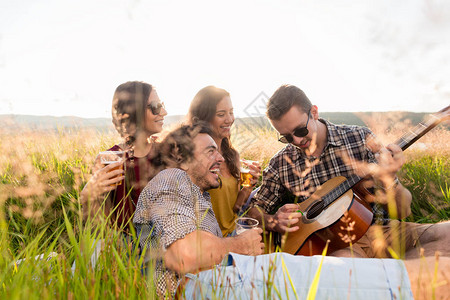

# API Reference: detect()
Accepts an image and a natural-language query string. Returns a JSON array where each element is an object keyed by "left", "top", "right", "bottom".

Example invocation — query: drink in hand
[
  {"left": 240, "top": 169, "right": 253, "bottom": 187},
  {"left": 98, "top": 151, "right": 125, "bottom": 186},
  {"left": 240, "top": 159, "right": 257, "bottom": 187},
  {"left": 235, "top": 217, "right": 259, "bottom": 235}
]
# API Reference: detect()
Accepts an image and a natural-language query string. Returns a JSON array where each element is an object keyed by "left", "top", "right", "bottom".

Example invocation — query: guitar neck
[{"left": 395, "top": 114, "right": 441, "bottom": 151}]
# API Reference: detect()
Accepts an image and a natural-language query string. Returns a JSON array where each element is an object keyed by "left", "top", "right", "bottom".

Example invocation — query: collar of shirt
[{"left": 322, "top": 119, "right": 345, "bottom": 147}]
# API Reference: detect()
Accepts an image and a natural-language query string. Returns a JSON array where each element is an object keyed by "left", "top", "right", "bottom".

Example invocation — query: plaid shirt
[
  {"left": 134, "top": 168, "right": 222, "bottom": 297},
  {"left": 252, "top": 119, "right": 378, "bottom": 214}
]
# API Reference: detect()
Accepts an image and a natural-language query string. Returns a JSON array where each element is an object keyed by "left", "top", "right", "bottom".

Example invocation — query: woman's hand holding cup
[
  {"left": 240, "top": 159, "right": 261, "bottom": 187},
  {"left": 92, "top": 151, "right": 126, "bottom": 194}
]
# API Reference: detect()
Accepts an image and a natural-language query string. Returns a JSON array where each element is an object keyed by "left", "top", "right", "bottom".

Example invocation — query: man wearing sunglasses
[{"left": 248, "top": 84, "right": 450, "bottom": 260}]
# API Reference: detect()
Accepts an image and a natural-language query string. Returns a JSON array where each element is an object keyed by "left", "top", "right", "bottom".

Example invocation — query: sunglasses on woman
[
  {"left": 147, "top": 101, "right": 165, "bottom": 115},
  {"left": 278, "top": 109, "right": 311, "bottom": 144}
]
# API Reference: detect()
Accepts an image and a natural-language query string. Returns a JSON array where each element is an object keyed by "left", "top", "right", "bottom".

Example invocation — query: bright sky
[{"left": 0, "top": 0, "right": 449, "bottom": 118}]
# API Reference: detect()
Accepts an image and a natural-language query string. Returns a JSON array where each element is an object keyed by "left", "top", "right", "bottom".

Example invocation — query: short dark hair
[
  {"left": 266, "top": 84, "right": 312, "bottom": 120},
  {"left": 158, "top": 122, "right": 213, "bottom": 168}
]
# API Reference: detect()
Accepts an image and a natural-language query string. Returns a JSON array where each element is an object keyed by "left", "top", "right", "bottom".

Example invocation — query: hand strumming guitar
[{"left": 267, "top": 204, "right": 304, "bottom": 234}]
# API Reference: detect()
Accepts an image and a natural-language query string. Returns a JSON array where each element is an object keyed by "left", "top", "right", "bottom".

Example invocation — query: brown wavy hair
[
  {"left": 158, "top": 122, "right": 214, "bottom": 169},
  {"left": 110, "top": 81, "right": 155, "bottom": 200},
  {"left": 111, "top": 81, "right": 153, "bottom": 150},
  {"left": 187, "top": 85, "right": 240, "bottom": 179}
]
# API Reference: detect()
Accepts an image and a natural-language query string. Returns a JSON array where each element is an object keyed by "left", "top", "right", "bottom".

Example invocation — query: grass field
[{"left": 0, "top": 119, "right": 449, "bottom": 299}]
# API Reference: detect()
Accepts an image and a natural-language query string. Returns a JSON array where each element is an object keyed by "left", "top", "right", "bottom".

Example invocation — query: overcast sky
[{"left": 0, "top": 0, "right": 449, "bottom": 118}]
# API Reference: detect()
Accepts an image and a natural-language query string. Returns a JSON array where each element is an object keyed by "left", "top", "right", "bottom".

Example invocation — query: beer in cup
[
  {"left": 98, "top": 150, "right": 125, "bottom": 186},
  {"left": 235, "top": 217, "right": 259, "bottom": 235},
  {"left": 240, "top": 159, "right": 256, "bottom": 187}
]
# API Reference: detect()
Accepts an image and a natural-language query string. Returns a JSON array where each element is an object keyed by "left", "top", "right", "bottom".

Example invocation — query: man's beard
[{"left": 191, "top": 172, "right": 220, "bottom": 191}]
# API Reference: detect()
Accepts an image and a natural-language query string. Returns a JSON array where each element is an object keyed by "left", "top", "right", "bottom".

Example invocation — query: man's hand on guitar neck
[
  {"left": 358, "top": 143, "right": 412, "bottom": 219},
  {"left": 356, "top": 143, "right": 405, "bottom": 187},
  {"left": 374, "top": 144, "right": 405, "bottom": 182}
]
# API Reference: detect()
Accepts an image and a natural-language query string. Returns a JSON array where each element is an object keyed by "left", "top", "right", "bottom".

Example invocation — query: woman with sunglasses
[
  {"left": 187, "top": 86, "right": 262, "bottom": 236},
  {"left": 80, "top": 81, "right": 167, "bottom": 231}
]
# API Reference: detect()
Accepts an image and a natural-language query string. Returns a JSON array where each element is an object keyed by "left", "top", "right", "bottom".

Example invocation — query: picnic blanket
[{"left": 182, "top": 252, "right": 413, "bottom": 299}]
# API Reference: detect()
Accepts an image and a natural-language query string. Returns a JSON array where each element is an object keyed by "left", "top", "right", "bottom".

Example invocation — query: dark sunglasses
[
  {"left": 278, "top": 110, "right": 311, "bottom": 144},
  {"left": 147, "top": 101, "right": 165, "bottom": 115}
]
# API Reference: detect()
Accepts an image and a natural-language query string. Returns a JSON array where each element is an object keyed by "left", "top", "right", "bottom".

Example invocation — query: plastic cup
[
  {"left": 235, "top": 217, "right": 259, "bottom": 235},
  {"left": 240, "top": 159, "right": 257, "bottom": 187},
  {"left": 98, "top": 150, "right": 125, "bottom": 186}
]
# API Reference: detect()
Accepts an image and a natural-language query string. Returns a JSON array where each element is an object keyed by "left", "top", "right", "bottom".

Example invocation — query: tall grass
[
  {"left": 0, "top": 117, "right": 448, "bottom": 298},
  {"left": 0, "top": 209, "right": 156, "bottom": 299},
  {"left": 401, "top": 154, "right": 450, "bottom": 222},
  {"left": 0, "top": 128, "right": 156, "bottom": 298}
]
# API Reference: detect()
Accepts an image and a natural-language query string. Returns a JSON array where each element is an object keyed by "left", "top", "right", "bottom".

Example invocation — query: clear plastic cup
[
  {"left": 235, "top": 217, "right": 259, "bottom": 235},
  {"left": 240, "top": 159, "right": 257, "bottom": 187},
  {"left": 98, "top": 150, "right": 125, "bottom": 186}
]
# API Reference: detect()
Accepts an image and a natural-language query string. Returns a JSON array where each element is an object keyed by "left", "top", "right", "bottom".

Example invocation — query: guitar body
[{"left": 279, "top": 177, "right": 374, "bottom": 256}]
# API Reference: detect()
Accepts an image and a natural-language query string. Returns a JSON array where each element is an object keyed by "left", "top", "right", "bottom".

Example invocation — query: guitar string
[
  {"left": 395, "top": 117, "right": 439, "bottom": 149},
  {"left": 307, "top": 174, "right": 361, "bottom": 217}
]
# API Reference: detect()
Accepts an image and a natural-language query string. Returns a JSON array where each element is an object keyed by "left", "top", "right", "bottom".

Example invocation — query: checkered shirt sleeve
[{"left": 251, "top": 150, "right": 286, "bottom": 213}]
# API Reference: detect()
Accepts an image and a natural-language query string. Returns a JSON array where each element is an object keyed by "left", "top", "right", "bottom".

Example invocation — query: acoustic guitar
[{"left": 271, "top": 106, "right": 450, "bottom": 256}]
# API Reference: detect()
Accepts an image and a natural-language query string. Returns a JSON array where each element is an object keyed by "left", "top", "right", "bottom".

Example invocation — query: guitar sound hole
[{"left": 306, "top": 201, "right": 324, "bottom": 219}]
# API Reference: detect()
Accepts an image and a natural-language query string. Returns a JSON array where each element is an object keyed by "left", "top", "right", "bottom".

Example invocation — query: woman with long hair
[
  {"left": 80, "top": 81, "right": 167, "bottom": 231},
  {"left": 187, "top": 85, "right": 261, "bottom": 236}
]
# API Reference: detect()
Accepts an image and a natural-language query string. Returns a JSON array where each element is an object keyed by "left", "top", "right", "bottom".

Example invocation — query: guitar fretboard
[{"left": 395, "top": 114, "right": 442, "bottom": 151}]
